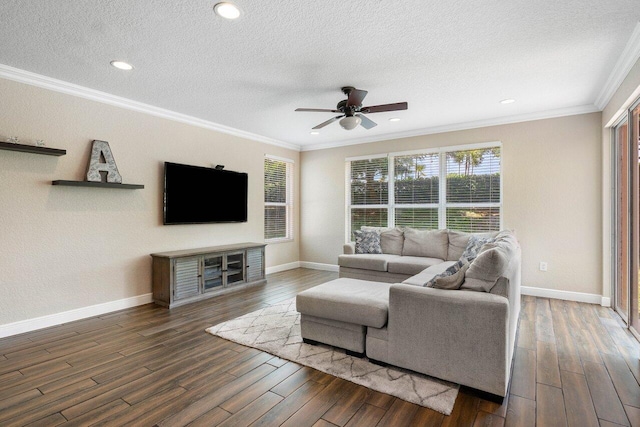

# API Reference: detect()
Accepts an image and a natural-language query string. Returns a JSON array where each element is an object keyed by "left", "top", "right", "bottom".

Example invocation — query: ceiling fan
[{"left": 295, "top": 87, "right": 408, "bottom": 131}]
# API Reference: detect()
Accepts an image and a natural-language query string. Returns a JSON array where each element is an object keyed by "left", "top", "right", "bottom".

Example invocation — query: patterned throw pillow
[
  {"left": 425, "top": 259, "right": 467, "bottom": 287},
  {"left": 354, "top": 230, "right": 382, "bottom": 254},
  {"left": 460, "top": 235, "right": 495, "bottom": 262},
  {"left": 432, "top": 262, "right": 470, "bottom": 290}
]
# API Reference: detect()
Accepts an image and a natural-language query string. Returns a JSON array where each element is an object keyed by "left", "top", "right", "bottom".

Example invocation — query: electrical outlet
[{"left": 539, "top": 262, "right": 548, "bottom": 272}]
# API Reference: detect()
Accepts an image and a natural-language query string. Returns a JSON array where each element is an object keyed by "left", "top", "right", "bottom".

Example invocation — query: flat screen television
[{"left": 163, "top": 162, "right": 248, "bottom": 224}]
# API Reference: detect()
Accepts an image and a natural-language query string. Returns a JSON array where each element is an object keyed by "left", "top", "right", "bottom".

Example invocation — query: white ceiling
[{"left": 0, "top": 1, "right": 639, "bottom": 151}]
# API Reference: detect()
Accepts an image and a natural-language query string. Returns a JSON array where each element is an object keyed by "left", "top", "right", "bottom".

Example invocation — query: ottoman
[{"left": 296, "top": 278, "right": 392, "bottom": 356}]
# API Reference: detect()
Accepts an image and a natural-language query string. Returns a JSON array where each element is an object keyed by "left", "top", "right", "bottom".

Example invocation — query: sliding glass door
[
  {"left": 631, "top": 103, "right": 640, "bottom": 333},
  {"left": 614, "top": 99, "right": 640, "bottom": 337},
  {"left": 615, "top": 117, "right": 629, "bottom": 322}
]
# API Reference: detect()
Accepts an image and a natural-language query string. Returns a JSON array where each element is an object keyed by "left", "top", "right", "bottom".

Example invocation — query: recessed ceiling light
[
  {"left": 110, "top": 60, "right": 133, "bottom": 71},
  {"left": 500, "top": 99, "right": 516, "bottom": 104},
  {"left": 389, "top": 118, "right": 401, "bottom": 122},
  {"left": 214, "top": 2, "right": 241, "bottom": 19},
  {"left": 310, "top": 131, "right": 320, "bottom": 135}
]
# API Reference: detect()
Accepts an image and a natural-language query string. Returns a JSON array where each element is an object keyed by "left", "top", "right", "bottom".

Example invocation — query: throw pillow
[
  {"left": 432, "top": 261, "right": 470, "bottom": 290},
  {"left": 361, "top": 226, "right": 405, "bottom": 255},
  {"left": 424, "top": 259, "right": 467, "bottom": 288},
  {"left": 460, "top": 235, "right": 495, "bottom": 262},
  {"left": 462, "top": 230, "right": 517, "bottom": 292},
  {"left": 354, "top": 229, "right": 382, "bottom": 254}
]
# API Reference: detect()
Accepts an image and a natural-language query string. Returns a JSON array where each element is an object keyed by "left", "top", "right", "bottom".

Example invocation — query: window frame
[
  {"left": 345, "top": 141, "right": 502, "bottom": 241},
  {"left": 265, "top": 155, "right": 294, "bottom": 243}
]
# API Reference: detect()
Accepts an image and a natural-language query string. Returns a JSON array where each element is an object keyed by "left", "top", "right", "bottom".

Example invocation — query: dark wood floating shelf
[
  {"left": 0, "top": 141, "right": 66, "bottom": 156},
  {"left": 52, "top": 180, "right": 144, "bottom": 189}
]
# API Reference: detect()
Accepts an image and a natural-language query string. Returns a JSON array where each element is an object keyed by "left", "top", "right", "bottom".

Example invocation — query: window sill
[{"left": 265, "top": 238, "right": 294, "bottom": 245}]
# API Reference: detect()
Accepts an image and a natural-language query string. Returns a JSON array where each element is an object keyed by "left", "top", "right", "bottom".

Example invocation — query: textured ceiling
[{"left": 0, "top": 1, "right": 639, "bottom": 150}]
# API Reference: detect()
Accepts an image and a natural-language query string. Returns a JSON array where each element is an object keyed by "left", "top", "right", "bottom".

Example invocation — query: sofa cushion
[
  {"left": 381, "top": 228, "right": 404, "bottom": 255},
  {"left": 354, "top": 229, "right": 382, "bottom": 254},
  {"left": 340, "top": 267, "right": 412, "bottom": 283},
  {"left": 387, "top": 256, "right": 444, "bottom": 275},
  {"left": 402, "top": 228, "right": 448, "bottom": 260},
  {"left": 401, "top": 261, "right": 457, "bottom": 286},
  {"left": 447, "top": 230, "right": 471, "bottom": 261},
  {"left": 296, "top": 278, "right": 392, "bottom": 328},
  {"left": 338, "top": 254, "right": 401, "bottom": 272},
  {"left": 363, "top": 226, "right": 404, "bottom": 255},
  {"left": 461, "top": 230, "right": 517, "bottom": 292}
]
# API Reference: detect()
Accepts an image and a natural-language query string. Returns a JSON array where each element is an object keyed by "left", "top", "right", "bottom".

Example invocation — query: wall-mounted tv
[{"left": 163, "top": 162, "right": 248, "bottom": 225}]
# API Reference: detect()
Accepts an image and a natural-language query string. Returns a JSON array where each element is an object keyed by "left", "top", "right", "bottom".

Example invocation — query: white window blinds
[
  {"left": 445, "top": 148, "right": 501, "bottom": 232},
  {"left": 265, "top": 157, "right": 293, "bottom": 241},
  {"left": 348, "top": 157, "right": 388, "bottom": 240},
  {"left": 394, "top": 153, "right": 439, "bottom": 230},
  {"left": 350, "top": 157, "right": 389, "bottom": 205}
]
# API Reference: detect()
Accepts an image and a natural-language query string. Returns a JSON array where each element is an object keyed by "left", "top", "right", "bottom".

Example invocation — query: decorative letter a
[{"left": 86, "top": 140, "right": 122, "bottom": 183}]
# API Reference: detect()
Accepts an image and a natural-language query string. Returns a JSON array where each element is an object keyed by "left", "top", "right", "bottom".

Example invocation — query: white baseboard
[
  {"left": 266, "top": 262, "right": 301, "bottom": 275},
  {"left": 0, "top": 293, "right": 153, "bottom": 339},
  {"left": 300, "top": 262, "right": 340, "bottom": 272},
  {"left": 521, "top": 286, "right": 608, "bottom": 306}
]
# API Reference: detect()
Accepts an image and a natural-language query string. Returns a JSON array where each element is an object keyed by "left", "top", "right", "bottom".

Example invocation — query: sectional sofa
[{"left": 297, "top": 228, "right": 521, "bottom": 397}]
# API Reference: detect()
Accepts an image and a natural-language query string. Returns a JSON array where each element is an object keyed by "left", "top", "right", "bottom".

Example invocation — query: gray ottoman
[{"left": 296, "top": 278, "right": 392, "bottom": 356}]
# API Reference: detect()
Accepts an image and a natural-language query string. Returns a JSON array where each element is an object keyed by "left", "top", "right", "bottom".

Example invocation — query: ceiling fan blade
[
  {"left": 361, "top": 102, "right": 408, "bottom": 114},
  {"left": 356, "top": 114, "right": 377, "bottom": 130},
  {"left": 347, "top": 88, "right": 368, "bottom": 107},
  {"left": 296, "top": 108, "right": 341, "bottom": 113},
  {"left": 312, "top": 115, "right": 343, "bottom": 129}
]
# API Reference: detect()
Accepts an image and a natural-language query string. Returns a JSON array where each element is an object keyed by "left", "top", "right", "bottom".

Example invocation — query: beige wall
[
  {"left": 0, "top": 78, "right": 299, "bottom": 326},
  {"left": 300, "top": 113, "right": 603, "bottom": 295},
  {"left": 601, "top": 57, "right": 640, "bottom": 301}
]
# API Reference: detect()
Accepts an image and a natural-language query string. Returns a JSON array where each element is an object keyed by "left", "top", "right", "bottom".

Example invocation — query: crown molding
[
  {"left": 0, "top": 63, "right": 606, "bottom": 154},
  {"left": 595, "top": 21, "right": 640, "bottom": 110},
  {"left": 301, "top": 104, "right": 600, "bottom": 152},
  {"left": 0, "top": 63, "right": 301, "bottom": 152}
]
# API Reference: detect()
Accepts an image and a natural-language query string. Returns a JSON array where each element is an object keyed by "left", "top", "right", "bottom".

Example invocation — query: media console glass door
[
  {"left": 203, "top": 255, "right": 223, "bottom": 291},
  {"left": 225, "top": 252, "right": 245, "bottom": 286}
]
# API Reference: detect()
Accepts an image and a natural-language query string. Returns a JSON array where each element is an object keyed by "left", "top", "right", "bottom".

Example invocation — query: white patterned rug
[{"left": 206, "top": 298, "right": 459, "bottom": 415}]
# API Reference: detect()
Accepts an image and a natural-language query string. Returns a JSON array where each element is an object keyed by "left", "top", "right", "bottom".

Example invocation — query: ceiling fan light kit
[
  {"left": 296, "top": 87, "right": 408, "bottom": 131},
  {"left": 339, "top": 116, "right": 362, "bottom": 130}
]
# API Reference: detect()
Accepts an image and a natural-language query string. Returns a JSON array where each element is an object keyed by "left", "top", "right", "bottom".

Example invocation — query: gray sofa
[
  {"left": 340, "top": 228, "right": 494, "bottom": 283},
  {"left": 297, "top": 228, "right": 521, "bottom": 397}
]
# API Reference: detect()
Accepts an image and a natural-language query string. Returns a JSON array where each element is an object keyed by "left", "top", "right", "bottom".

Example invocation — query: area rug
[{"left": 206, "top": 298, "right": 459, "bottom": 415}]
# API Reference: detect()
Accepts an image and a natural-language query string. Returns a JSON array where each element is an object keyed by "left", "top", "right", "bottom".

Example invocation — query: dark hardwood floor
[{"left": 1, "top": 268, "right": 639, "bottom": 426}]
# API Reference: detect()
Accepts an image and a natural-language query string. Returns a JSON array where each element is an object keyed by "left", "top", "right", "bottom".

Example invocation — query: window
[
  {"left": 265, "top": 156, "right": 293, "bottom": 241},
  {"left": 349, "top": 156, "right": 388, "bottom": 240},
  {"left": 445, "top": 147, "right": 501, "bottom": 232},
  {"left": 346, "top": 143, "right": 501, "bottom": 239},
  {"left": 394, "top": 153, "right": 440, "bottom": 230}
]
